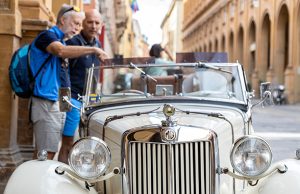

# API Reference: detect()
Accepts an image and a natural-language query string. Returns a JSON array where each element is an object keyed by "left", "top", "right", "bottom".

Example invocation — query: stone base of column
[
  {"left": 0, "top": 146, "right": 23, "bottom": 193},
  {"left": 251, "top": 71, "right": 259, "bottom": 97},
  {"left": 284, "top": 66, "right": 295, "bottom": 104}
]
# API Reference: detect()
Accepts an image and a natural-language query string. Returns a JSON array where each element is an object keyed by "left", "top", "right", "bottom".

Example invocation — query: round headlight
[
  {"left": 230, "top": 135, "right": 272, "bottom": 177},
  {"left": 69, "top": 137, "right": 111, "bottom": 180}
]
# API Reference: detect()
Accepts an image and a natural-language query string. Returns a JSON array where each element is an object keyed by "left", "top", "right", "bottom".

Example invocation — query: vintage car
[{"left": 4, "top": 53, "right": 300, "bottom": 194}]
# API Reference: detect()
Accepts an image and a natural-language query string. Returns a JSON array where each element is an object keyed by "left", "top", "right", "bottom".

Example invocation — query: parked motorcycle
[{"left": 273, "top": 84, "right": 286, "bottom": 105}]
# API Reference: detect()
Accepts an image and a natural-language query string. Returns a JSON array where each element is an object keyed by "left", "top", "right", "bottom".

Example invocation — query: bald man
[{"left": 58, "top": 9, "right": 104, "bottom": 163}]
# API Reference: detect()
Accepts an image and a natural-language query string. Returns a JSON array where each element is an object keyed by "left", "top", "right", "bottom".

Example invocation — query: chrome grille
[{"left": 129, "top": 141, "right": 213, "bottom": 194}]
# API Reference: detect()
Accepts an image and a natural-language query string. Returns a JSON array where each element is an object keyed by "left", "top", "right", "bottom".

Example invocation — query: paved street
[{"left": 252, "top": 103, "right": 300, "bottom": 162}]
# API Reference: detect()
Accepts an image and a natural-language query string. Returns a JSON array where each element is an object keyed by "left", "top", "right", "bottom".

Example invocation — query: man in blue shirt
[
  {"left": 30, "top": 4, "right": 108, "bottom": 160},
  {"left": 58, "top": 9, "right": 104, "bottom": 163}
]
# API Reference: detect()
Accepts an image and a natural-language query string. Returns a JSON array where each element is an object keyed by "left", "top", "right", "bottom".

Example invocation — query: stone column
[{"left": 0, "top": 0, "right": 23, "bottom": 192}]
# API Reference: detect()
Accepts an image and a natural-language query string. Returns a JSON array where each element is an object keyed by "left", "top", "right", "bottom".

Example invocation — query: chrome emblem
[{"left": 162, "top": 128, "right": 176, "bottom": 141}]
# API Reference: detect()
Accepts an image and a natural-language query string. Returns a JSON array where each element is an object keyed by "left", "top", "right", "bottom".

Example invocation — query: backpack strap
[
  {"left": 27, "top": 30, "right": 54, "bottom": 82},
  {"left": 33, "top": 54, "right": 52, "bottom": 81}
]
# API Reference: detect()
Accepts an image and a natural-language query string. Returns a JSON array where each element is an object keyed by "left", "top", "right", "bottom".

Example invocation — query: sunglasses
[{"left": 62, "top": 6, "right": 81, "bottom": 15}]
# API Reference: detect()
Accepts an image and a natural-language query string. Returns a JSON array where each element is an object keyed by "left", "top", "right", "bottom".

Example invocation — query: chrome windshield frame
[{"left": 82, "top": 62, "right": 248, "bottom": 109}]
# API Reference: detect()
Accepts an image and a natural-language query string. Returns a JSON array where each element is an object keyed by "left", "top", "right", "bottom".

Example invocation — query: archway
[
  {"left": 229, "top": 31, "right": 234, "bottom": 62},
  {"left": 298, "top": 5, "right": 300, "bottom": 68},
  {"left": 275, "top": 4, "right": 289, "bottom": 84},
  {"left": 215, "top": 38, "right": 218, "bottom": 52},
  {"left": 296, "top": 4, "right": 300, "bottom": 102},
  {"left": 261, "top": 14, "right": 271, "bottom": 82},
  {"left": 248, "top": 21, "right": 256, "bottom": 83},
  {"left": 221, "top": 35, "right": 225, "bottom": 52},
  {"left": 237, "top": 27, "right": 244, "bottom": 64},
  {"left": 209, "top": 41, "right": 212, "bottom": 52}
]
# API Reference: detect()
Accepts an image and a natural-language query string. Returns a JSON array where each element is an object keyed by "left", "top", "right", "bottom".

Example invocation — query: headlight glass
[
  {"left": 69, "top": 137, "right": 111, "bottom": 180},
  {"left": 230, "top": 135, "right": 272, "bottom": 177}
]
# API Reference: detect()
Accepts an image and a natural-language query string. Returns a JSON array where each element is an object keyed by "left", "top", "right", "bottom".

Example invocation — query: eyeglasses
[{"left": 62, "top": 6, "right": 81, "bottom": 15}]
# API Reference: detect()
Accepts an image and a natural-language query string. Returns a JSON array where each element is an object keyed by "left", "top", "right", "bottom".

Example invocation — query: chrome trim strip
[
  {"left": 169, "top": 143, "right": 175, "bottom": 194},
  {"left": 153, "top": 144, "right": 157, "bottom": 194},
  {"left": 142, "top": 143, "right": 147, "bottom": 194},
  {"left": 195, "top": 142, "right": 200, "bottom": 194}
]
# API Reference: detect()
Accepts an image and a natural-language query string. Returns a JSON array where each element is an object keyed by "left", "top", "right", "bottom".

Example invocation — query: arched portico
[
  {"left": 260, "top": 14, "right": 271, "bottom": 83},
  {"left": 294, "top": 2, "right": 300, "bottom": 102},
  {"left": 237, "top": 27, "right": 244, "bottom": 64},
  {"left": 229, "top": 31, "right": 234, "bottom": 62},
  {"left": 215, "top": 38, "right": 218, "bottom": 52},
  {"left": 221, "top": 35, "right": 225, "bottom": 52},
  {"left": 275, "top": 4, "right": 289, "bottom": 84},
  {"left": 248, "top": 21, "right": 256, "bottom": 90}
]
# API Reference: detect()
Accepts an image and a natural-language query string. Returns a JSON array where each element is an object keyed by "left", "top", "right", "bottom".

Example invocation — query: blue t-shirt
[
  {"left": 30, "top": 26, "right": 68, "bottom": 101},
  {"left": 66, "top": 32, "right": 101, "bottom": 99},
  {"left": 35, "top": 31, "right": 70, "bottom": 88}
]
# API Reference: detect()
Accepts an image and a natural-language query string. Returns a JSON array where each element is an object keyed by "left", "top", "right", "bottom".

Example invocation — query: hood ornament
[
  {"left": 161, "top": 104, "right": 177, "bottom": 142},
  {"left": 161, "top": 104, "right": 176, "bottom": 127}
]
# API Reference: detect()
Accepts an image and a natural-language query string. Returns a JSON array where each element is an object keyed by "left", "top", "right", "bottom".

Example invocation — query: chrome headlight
[
  {"left": 230, "top": 135, "right": 272, "bottom": 177},
  {"left": 69, "top": 137, "right": 111, "bottom": 180}
]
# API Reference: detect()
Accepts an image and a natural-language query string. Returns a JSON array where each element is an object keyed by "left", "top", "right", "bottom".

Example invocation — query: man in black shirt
[{"left": 58, "top": 9, "right": 104, "bottom": 163}]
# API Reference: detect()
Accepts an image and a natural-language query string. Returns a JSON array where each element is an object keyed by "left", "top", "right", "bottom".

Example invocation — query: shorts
[
  {"left": 63, "top": 98, "right": 82, "bottom": 137},
  {"left": 31, "top": 97, "right": 66, "bottom": 153}
]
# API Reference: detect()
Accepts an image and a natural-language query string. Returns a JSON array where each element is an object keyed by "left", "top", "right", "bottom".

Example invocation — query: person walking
[
  {"left": 58, "top": 9, "right": 104, "bottom": 163},
  {"left": 30, "top": 4, "right": 108, "bottom": 160}
]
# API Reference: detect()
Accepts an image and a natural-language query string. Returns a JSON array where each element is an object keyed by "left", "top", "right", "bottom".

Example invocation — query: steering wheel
[{"left": 118, "top": 89, "right": 145, "bottom": 94}]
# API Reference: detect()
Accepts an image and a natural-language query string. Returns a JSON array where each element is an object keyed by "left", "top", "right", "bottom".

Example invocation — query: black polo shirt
[{"left": 66, "top": 32, "right": 101, "bottom": 99}]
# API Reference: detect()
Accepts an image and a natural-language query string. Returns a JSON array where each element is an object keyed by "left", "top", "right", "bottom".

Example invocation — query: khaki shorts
[{"left": 31, "top": 97, "right": 66, "bottom": 153}]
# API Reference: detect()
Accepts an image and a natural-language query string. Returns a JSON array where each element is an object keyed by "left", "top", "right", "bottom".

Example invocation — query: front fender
[
  {"left": 243, "top": 159, "right": 300, "bottom": 194},
  {"left": 4, "top": 160, "right": 97, "bottom": 194}
]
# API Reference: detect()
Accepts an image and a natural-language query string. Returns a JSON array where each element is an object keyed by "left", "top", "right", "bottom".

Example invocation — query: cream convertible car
[{"left": 5, "top": 54, "right": 300, "bottom": 194}]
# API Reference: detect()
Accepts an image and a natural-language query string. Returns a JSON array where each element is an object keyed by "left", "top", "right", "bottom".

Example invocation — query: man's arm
[{"left": 46, "top": 41, "right": 108, "bottom": 61}]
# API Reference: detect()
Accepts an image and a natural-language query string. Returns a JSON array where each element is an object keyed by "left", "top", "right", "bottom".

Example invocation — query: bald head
[
  {"left": 82, "top": 9, "right": 103, "bottom": 41},
  {"left": 85, "top": 9, "right": 102, "bottom": 21}
]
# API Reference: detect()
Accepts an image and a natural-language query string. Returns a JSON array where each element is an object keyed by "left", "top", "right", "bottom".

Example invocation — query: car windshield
[{"left": 83, "top": 55, "right": 247, "bottom": 107}]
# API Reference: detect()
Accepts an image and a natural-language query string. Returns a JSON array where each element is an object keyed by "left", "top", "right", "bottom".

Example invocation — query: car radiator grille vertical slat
[{"left": 129, "top": 141, "right": 213, "bottom": 194}]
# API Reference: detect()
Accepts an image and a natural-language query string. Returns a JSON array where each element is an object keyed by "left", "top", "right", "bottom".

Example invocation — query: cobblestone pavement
[{"left": 252, "top": 103, "right": 300, "bottom": 162}]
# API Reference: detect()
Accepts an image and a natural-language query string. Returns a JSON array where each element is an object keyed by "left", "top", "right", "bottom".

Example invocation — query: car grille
[{"left": 128, "top": 141, "right": 213, "bottom": 194}]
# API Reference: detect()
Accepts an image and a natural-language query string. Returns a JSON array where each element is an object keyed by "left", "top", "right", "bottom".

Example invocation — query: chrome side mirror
[
  {"left": 260, "top": 82, "right": 271, "bottom": 99},
  {"left": 259, "top": 82, "right": 273, "bottom": 107}
]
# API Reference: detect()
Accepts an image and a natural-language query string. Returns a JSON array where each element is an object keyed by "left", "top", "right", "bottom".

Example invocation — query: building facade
[
  {"left": 0, "top": 0, "right": 138, "bottom": 191},
  {"left": 161, "top": 0, "right": 183, "bottom": 60},
  {"left": 182, "top": 0, "right": 300, "bottom": 103}
]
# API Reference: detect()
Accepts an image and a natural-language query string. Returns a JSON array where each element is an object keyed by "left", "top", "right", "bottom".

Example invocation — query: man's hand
[{"left": 95, "top": 47, "right": 109, "bottom": 62}]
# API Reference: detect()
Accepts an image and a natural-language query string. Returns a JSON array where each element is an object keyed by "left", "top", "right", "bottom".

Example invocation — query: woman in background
[{"left": 145, "top": 44, "right": 174, "bottom": 76}]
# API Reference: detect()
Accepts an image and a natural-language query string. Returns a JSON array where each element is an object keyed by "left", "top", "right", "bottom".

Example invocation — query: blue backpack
[{"left": 9, "top": 44, "right": 51, "bottom": 98}]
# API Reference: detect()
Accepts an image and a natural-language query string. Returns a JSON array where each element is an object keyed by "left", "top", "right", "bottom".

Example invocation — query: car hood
[{"left": 87, "top": 103, "right": 246, "bottom": 146}]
